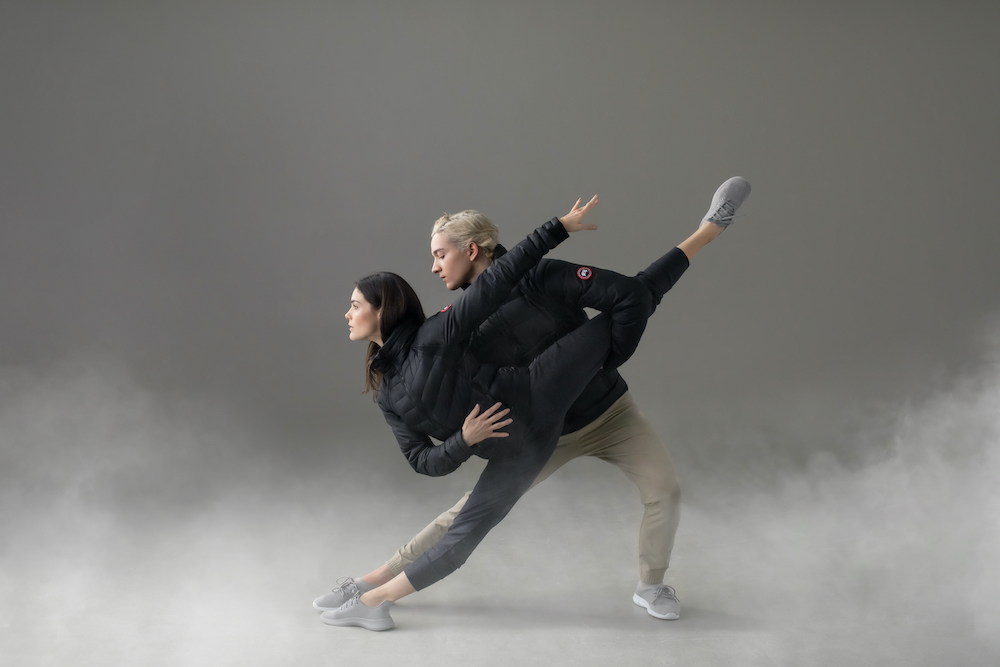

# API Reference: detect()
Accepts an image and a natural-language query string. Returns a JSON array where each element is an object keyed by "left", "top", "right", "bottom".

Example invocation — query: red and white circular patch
[
  {"left": 576, "top": 266, "right": 593, "bottom": 280},
  {"left": 440, "top": 304, "right": 452, "bottom": 312}
]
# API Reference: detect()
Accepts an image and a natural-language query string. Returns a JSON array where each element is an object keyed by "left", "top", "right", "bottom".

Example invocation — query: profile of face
[
  {"left": 431, "top": 233, "right": 476, "bottom": 291},
  {"left": 345, "top": 288, "right": 381, "bottom": 344}
]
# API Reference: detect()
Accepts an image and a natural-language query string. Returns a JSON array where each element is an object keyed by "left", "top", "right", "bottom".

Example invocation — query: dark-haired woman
[{"left": 327, "top": 180, "right": 751, "bottom": 631}]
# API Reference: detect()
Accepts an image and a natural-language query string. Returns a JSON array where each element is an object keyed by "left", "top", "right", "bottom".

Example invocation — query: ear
[{"left": 467, "top": 242, "right": 481, "bottom": 261}]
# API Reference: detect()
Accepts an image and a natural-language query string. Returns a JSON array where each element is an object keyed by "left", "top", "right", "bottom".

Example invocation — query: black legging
[{"left": 404, "top": 311, "right": 622, "bottom": 589}]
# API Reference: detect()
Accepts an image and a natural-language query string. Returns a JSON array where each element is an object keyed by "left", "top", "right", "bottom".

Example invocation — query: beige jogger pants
[{"left": 385, "top": 391, "right": 681, "bottom": 585}]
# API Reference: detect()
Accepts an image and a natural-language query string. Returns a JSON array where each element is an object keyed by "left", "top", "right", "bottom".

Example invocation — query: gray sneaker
[
  {"left": 702, "top": 176, "right": 752, "bottom": 229},
  {"left": 320, "top": 593, "right": 394, "bottom": 631},
  {"left": 313, "top": 577, "right": 376, "bottom": 612},
  {"left": 633, "top": 582, "right": 680, "bottom": 620}
]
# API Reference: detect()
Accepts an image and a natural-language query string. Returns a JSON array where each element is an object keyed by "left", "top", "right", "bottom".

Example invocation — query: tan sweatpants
[{"left": 385, "top": 391, "right": 681, "bottom": 585}]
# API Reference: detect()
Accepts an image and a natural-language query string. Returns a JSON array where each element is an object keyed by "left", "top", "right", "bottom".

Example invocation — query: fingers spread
[{"left": 482, "top": 401, "right": 503, "bottom": 416}]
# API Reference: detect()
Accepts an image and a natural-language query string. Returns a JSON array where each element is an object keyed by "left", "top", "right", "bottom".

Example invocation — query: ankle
[
  {"left": 697, "top": 220, "right": 725, "bottom": 239},
  {"left": 361, "top": 565, "right": 395, "bottom": 587}
]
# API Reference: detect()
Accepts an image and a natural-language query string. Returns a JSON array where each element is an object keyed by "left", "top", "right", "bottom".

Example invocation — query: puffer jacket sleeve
[
  {"left": 381, "top": 407, "right": 475, "bottom": 477},
  {"left": 527, "top": 259, "right": 653, "bottom": 369},
  {"left": 439, "top": 217, "right": 569, "bottom": 345}
]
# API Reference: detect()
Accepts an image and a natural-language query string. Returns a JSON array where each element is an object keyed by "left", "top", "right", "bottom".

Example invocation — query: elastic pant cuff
[{"left": 385, "top": 553, "right": 407, "bottom": 577}]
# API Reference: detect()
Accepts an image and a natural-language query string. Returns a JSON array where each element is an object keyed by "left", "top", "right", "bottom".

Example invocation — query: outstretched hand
[
  {"left": 461, "top": 402, "right": 513, "bottom": 446},
  {"left": 558, "top": 195, "right": 599, "bottom": 233}
]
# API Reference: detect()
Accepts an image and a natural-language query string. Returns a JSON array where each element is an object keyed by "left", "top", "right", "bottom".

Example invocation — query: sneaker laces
[
  {"left": 653, "top": 585, "right": 678, "bottom": 602},
  {"left": 341, "top": 592, "right": 362, "bottom": 610},
  {"left": 709, "top": 200, "right": 737, "bottom": 225},
  {"left": 334, "top": 577, "right": 360, "bottom": 597}
]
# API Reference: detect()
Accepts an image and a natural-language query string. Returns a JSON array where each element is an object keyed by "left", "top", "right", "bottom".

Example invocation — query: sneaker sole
[
  {"left": 321, "top": 615, "right": 394, "bottom": 631},
  {"left": 632, "top": 593, "right": 680, "bottom": 620},
  {"left": 313, "top": 600, "right": 345, "bottom": 612}
]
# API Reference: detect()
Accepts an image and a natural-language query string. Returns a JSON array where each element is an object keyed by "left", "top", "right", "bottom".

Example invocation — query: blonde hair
[{"left": 431, "top": 210, "right": 499, "bottom": 259}]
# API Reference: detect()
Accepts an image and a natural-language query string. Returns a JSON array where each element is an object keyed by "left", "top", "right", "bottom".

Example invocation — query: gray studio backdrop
[{"left": 2, "top": 2, "right": 999, "bottom": 666}]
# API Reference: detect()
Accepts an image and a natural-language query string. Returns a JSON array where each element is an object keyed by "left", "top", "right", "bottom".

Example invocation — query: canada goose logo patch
[
  {"left": 440, "top": 304, "right": 452, "bottom": 312},
  {"left": 576, "top": 266, "right": 593, "bottom": 280}
]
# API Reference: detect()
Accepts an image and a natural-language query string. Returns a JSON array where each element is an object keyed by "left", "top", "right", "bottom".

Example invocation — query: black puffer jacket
[{"left": 372, "top": 218, "right": 651, "bottom": 476}]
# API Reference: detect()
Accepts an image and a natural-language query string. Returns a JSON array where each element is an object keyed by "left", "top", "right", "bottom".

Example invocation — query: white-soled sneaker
[
  {"left": 633, "top": 582, "right": 680, "bottom": 620},
  {"left": 320, "top": 593, "right": 394, "bottom": 631},
  {"left": 702, "top": 176, "right": 752, "bottom": 229},
  {"left": 313, "top": 576, "right": 376, "bottom": 612}
]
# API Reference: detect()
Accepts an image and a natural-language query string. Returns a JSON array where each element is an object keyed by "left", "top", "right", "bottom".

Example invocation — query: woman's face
[{"left": 345, "top": 288, "right": 381, "bottom": 344}]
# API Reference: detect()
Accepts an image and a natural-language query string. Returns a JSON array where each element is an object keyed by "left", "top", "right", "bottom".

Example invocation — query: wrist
[{"left": 547, "top": 217, "right": 570, "bottom": 241}]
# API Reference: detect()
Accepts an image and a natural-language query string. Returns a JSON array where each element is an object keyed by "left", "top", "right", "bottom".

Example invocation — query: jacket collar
[
  {"left": 460, "top": 243, "right": 508, "bottom": 291},
  {"left": 370, "top": 320, "right": 420, "bottom": 374}
]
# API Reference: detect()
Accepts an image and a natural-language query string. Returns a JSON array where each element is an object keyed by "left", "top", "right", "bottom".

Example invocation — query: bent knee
[{"left": 641, "top": 473, "right": 681, "bottom": 508}]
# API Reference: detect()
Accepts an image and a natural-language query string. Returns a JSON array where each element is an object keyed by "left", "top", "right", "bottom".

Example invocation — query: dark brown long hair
[{"left": 355, "top": 272, "right": 426, "bottom": 395}]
